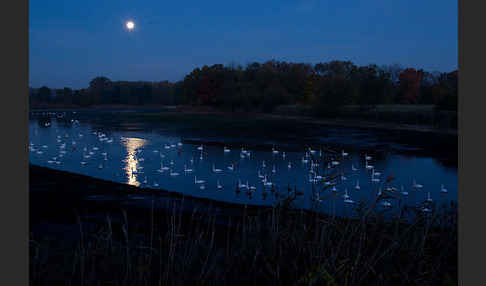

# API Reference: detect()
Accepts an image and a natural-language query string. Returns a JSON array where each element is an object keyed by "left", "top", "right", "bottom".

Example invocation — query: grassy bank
[{"left": 30, "top": 165, "right": 457, "bottom": 285}]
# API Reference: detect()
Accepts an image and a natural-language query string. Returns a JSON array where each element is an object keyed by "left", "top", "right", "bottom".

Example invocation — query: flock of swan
[{"left": 29, "top": 122, "right": 451, "bottom": 214}]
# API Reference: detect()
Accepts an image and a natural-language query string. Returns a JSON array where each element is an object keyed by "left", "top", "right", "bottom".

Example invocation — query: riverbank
[
  {"left": 30, "top": 104, "right": 458, "bottom": 137},
  {"left": 30, "top": 164, "right": 457, "bottom": 285}
]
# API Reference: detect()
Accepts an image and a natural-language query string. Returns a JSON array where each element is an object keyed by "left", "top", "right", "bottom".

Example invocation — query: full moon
[{"left": 126, "top": 21, "right": 135, "bottom": 30}]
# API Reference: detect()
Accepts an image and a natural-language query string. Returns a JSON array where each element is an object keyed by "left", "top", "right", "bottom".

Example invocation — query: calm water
[{"left": 29, "top": 111, "right": 457, "bottom": 217}]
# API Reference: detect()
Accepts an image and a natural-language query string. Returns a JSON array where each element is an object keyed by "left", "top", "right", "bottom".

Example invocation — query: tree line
[{"left": 29, "top": 60, "right": 458, "bottom": 114}]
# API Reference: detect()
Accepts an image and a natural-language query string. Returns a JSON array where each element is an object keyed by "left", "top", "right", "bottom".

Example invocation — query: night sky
[{"left": 29, "top": 0, "right": 457, "bottom": 89}]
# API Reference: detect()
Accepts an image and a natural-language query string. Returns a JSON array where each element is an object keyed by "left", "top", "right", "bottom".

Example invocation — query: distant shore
[{"left": 30, "top": 104, "right": 458, "bottom": 136}]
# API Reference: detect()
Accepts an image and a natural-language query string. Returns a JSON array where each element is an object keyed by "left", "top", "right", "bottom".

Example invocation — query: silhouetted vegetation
[{"left": 29, "top": 60, "right": 458, "bottom": 116}]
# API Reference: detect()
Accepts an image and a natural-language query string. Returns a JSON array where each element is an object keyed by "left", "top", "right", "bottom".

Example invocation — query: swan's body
[
  {"left": 440, "top": 184, "right": 448, "bottom": 193},
  {"left": 413, "top": 179, "right": 423, "bottom": 189},
  {"left": 184, "top": 165, "right": 193, "bottom": 173},
  {"left": 227, "top": 164, "right": 234, "bottom": 171},
  {"left": 212, "top": 164, "right": 222, "bottom": 173},
  {"left": 197, "top": 144, "right": 203, "bottom": 151},
  {"left": 224, "top": 146, "right": 230, "bottom": 153},
  {"left": 195, "top": 176, "right": 205, "bottom": 184},
  {"left": 401, "top": 185, "right": 408, "bottom": 196},
  {"left": 352, "top": 164, "right": 358, "bottom": 171}
]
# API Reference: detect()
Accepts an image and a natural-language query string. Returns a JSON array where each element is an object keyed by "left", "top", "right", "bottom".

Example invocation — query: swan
[
  {"left": 412, "top": 179, "right": 423, "bottom": 189},
  {"left": 258, "top": 170, "right": 265, "bottom": 179},
  {"left": 302, "top": 157, "right": 308, "bottom": 164},
  {"left": 331, "top": 185, "right": 337, "bottom": 192},
  {"left": 227, "top": 163, "right": 234, "bottom": 171},
  {"left": 160, "top": 153, "right": 166, "bottom": 159},
  {"left": 288, "top": 161, "right": 292, "bottom": 169},
  {"left": 153, "top": 182, "right": 159, "bottom": 187},
  {"left": 308, "top": 147, "right": 316, "bottom": 154},
  {"left": 342, "top": 189, "right": 350, "bottom": 200},
  {"left": 197, "top": 144, "right": 203, "bottom": 151},
  {"left": 177, "top": 142, "right": 183, "bottom": 146},
  {"left": 365, "top": 160, "right": 374, "bottom": 170},
  {"left": 47, "top": 160, "right": 55, "bottom": 164},
  {"left": 153, "top": 150, "right": 159, "bottom": 153},
  {"left": 282, "top": 152, "right": 286, "bottom": 158},
  {"left": 184, "top": 165, "right": 193, "bottom": 173},
  {"left": 372, "top": 169, "right": 381, "bottom": 177},
  {"left": 212, "top": 164, "right": 222, "bottom": 173},
  {"left": 195, "top": 176, "right": 205, "bottom": 184},
  {"left": 426, "top": 192, "right": 433, "bottom": 202},
  {"left": 355, "top": 180, "right": 360, "bottom": 190},
  {"left": 342, "top": 150, "right": 348, "bottom": 157},
  {"left": 93, "top": 147, "right": 99, "bottom": 151},
  {"left": 200, "top": 184, "right": 206, "bottom": 190},
  {"left": 440, "top": 184, "right": 448, "bottom": 193},
  {"left": 240, "top": 153, "right": 246, "bottom": 159},
  {"left": 248, "top": 181, "right": 256, "bottom": 191},
  {"left": 401, "top": 185, "right": 408, "bottom": 196},
  {"left": 352, "top": 164, "right": 358, "bottom": 171},
  {"left": 238, "top": 180, "right": 248, "bottom": 189},
  {"left": 365, "top": 153, "right": 372, "bottom": 161},
  {"left": 327, "top": 163, "right": 331, "bottom": 169},
  {"left": 217, "top": 180, "right": 223, "bottom": 190},
  {"left": 170, "top": 160, "right": 174, "bottom": 165},
  {"left": 164, "top": 144, "right": 171, "bottom": 150},
  {"left": 421, "top": 207, "right": 431, "bottom": 213},
  {"left": 224, "top": 146, "right": 230, "bottom": 153},
  {"left": 170, "top": 169, "right": 180, "bottom": 176},
  {"left": 80, "top": 161, "right": 87, "bottom": 165},
  {"left": 331, "top": 161, "right": 340, "bottom": 166},
  {"left": 315, "top": 174, "right": 323, "bottom": 180},
  {"left": 170, "top": 144, "right": 176, "bottom": 148},
  {"left": 272, "top": 146, "right": 279, "bottom": 154},
  {"left": 381, "top": 200, "right": 392, "bottom": 208}
]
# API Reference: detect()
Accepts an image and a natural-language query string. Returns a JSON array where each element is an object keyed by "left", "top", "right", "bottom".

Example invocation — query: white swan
[
  {"left": 342, "top": 150, "right": 348, "bottom": 157},
  {"left": 227, "top": 164, "right": 234, "bottom": 171},
  {"left": 341, "top": 188, "right": 349, "bottom": 199},
  {"left": 365, "top": 153, "right": 372, "bottom": 161},
  {"left": 440, "top": 184, "right": 448, "bottom": 193},
  {"left": 401, "top": 185, "right": 408, "bottom": 196},
  {"left": 217, "top": 180, "right": 223, "bottom": 190},
  {"left": 365, "top": 160, "right": 374, "bottom": 170},
  {"left": 331, "top": 185, "right": 337, "bottom": 192},
  {"left": 153, "top": 182, "right": 159, "bottom": 187},
  {"left": 197, "top": 144, "right": 203, "bottom": 151},
  {"left": 195, "top": 176, "right": 205, "bottom": 184},
  {"left": 272, "top": 146, "right": 279, "bottom": 154},
  {"left": 184, "top": 165, "right": 193, "bottom": 173},
  {"left": 258, "top": 170, "right": 265, "bottom": 179},
  {"left": 412, "top": 179, "right": 423, "bottom": 189},
  {"left": 224, "top": 146, "right": 230, "bottom": 153},
  {"left": 212, "top": 164, "right": 222, "bottom": 173},
  {"left": 351, "top": 164, "right": 358, "bottom": 171},
  {"left": 426, "top": 192, "right": 433, "bottom": 202},
  {"left": 170, "top": 169, "right": 180, "bottom": 176}
]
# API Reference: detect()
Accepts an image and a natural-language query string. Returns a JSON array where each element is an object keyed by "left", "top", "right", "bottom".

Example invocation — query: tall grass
[{"left": 30, "top": 192, "right": 457, "bottom": 286}]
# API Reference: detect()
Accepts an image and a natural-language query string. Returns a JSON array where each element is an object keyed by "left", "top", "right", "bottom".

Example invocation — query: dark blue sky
[{"left": 30, "top": 0, "right": 457, "bottom": 89}]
